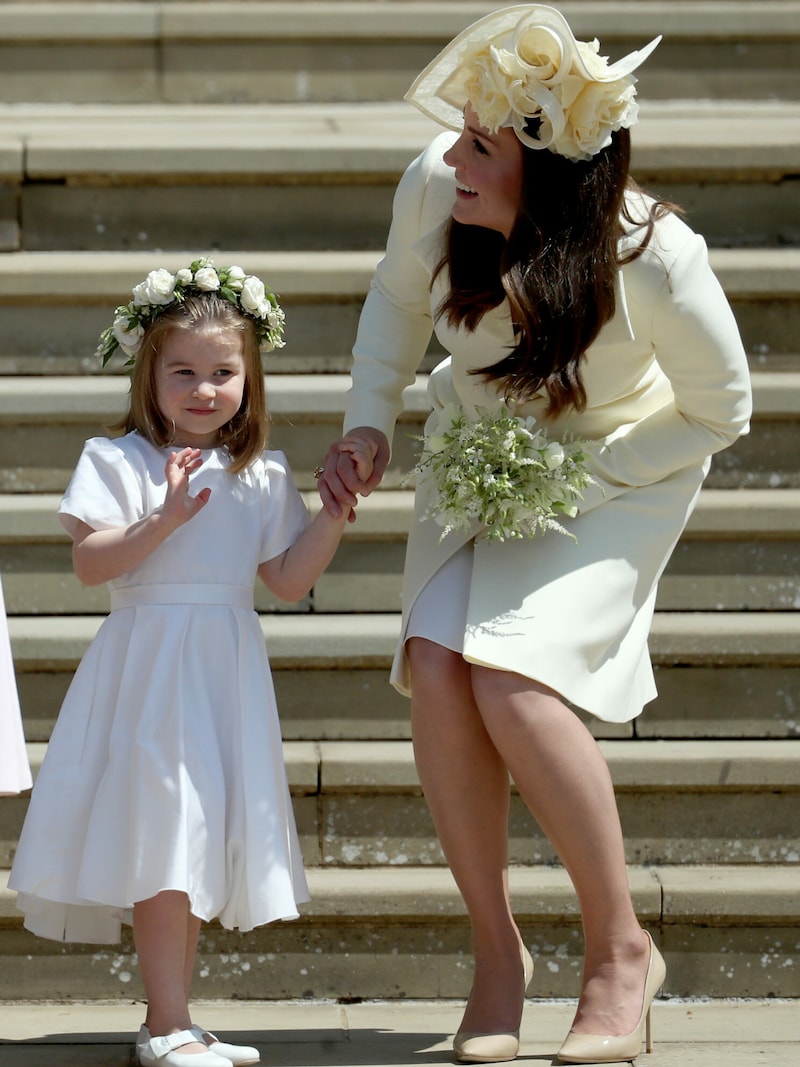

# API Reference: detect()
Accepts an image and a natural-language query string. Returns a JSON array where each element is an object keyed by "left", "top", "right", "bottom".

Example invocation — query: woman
[{"left": 318, "top": 5, "right": 752, "bottom": 1064}]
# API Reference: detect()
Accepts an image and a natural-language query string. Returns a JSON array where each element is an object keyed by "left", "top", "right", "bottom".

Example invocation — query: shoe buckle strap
[{"left": 148, "top": 1030, "right": 198, "bottom": 1056}]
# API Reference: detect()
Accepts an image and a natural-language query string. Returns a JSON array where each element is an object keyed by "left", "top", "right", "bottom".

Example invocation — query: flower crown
[
  {"left": 405, "top": 4, "right": 660, "bottom": 162},
  {"left": 96, "top": 257, "right": 286, "bottom": 366}
]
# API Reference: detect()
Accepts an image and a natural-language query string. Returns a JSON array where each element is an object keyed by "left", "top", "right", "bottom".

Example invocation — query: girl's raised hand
[{"left": 161, "top": 448, "right": 212, "bottom": 526}]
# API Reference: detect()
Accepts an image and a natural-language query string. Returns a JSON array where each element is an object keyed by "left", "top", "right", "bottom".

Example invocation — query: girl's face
[
  {"left": 442, "top": 103, "right": 525, "bottom": 238},
  {"left": 155, "top": 326, "right": 247, "bottom": 449}
]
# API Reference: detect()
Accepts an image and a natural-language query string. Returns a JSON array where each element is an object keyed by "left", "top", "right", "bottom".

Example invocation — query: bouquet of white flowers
[{"left": 403, "top": 403, "right": 597, "bottom": 543}]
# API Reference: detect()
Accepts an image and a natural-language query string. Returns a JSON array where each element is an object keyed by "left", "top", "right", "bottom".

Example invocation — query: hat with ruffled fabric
[{"left": 404, "top": 4, "right": 660, "bottom": 162}]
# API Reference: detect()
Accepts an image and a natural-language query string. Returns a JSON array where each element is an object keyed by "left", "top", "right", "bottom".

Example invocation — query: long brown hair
[
  {"left": 434, "top": 128, "right": 677, "bottom": 416},
  {"left": 111, "top": 292, "right": 269, "bottom": 473}
]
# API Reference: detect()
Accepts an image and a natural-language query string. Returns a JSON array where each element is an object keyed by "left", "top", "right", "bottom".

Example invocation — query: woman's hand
[{"left": 317, "top": 427, "right": 390, "bottom": 520}]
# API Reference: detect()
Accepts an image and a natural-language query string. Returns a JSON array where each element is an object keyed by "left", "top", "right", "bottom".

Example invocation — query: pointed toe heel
[
  {"left": 556, "top": 932, "right": 666, "bottom": 1065},
  {"left": 453, "top": 945, "right": 534, "bottom": 1064}
]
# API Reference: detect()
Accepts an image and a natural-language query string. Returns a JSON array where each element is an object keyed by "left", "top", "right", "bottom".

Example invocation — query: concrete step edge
[
  {"left": 4, "top": 115, "right": 800, "bottom": 178},
  {"left": 2, "top": 863, "right": 798, "bottom": 923},
  {"left": 2, "top": 487, "right": 800, "bottom": 541},
  {"left": 0, "top": 249, "right": 797, "bottom": 299},
  {"left": 16, "top": 737, "right": 800, "bottom": 792},
  {"left": 4, "top": 1, "right": 800, "bottom": 42},
  {"left": 7, "top": 612, "right": 800, "bottom": 668},
  {"left": 0, "top": 370, "right": 797, "bottom": 418}
]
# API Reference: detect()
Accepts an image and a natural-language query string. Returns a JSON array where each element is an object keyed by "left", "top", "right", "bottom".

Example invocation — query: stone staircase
[{"left": 1, "top": 0, "right": 799, "bottom": 1004}]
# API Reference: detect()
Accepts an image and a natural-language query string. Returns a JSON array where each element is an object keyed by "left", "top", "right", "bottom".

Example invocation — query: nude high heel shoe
[
  {"left": 556, "top": 931, "right": 666, "bottom": 1064},
  {"left": 453, "top": 944, "right": 534, "bottom": 1063}
]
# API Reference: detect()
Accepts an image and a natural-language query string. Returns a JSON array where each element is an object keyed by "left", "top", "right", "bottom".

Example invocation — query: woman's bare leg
[
  {"left": 470, "top": 666, "right": 652, "bottom": 1036},
  {"left": 407, "top": 638, "right": 529, "bottom": 1035},
  {"left": 133, "top": 890, "right": 207, "bottom": 1054}
]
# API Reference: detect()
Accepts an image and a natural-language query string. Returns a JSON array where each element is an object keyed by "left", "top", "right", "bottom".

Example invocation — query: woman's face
[{"left": 442, "top": 104, "right": 525, "bottom": 238}]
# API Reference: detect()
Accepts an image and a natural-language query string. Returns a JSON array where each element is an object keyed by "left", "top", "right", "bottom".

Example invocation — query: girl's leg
[
  {"left": 183, "top": 912, "right": 202, "bottom": 1001},
  {"left": 407, "top": 638, "right": 529, "bottom": 1036},
  {"left": 470, "top": 666, "right": 652, "bottom": 1037},
  {"left": 133, "top": 890, "right": 207, "bottom": 1054}
]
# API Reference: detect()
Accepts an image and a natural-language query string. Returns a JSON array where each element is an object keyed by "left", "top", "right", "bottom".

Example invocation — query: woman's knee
[{"left": 407, "top": 637, "right": 469, "bottom": 692}]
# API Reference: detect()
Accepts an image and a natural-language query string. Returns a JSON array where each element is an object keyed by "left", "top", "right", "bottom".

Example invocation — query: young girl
[{"left": 9, "top": 260, "right": 367, "bottom": 1067}]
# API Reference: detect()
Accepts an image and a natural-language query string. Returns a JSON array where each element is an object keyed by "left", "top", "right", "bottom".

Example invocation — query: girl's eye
[{"left": 472, "top": 138, "right": 489, "bottom": 156}]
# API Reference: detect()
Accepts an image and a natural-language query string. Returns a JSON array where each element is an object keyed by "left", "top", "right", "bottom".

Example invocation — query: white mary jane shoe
[
  {"left": 136, "top": 1025, "right": 232, "bottom": 1067},
  {"left": 191, "top": 1027, "right": 261, "bottom": 1066}
]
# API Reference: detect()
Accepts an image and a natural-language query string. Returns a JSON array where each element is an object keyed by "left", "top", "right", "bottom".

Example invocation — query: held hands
[
  {"left": 160, "top": 448, "right": 211, "bottom": 528},
  {"left": 317, "top": 427, "right": 390, "bottom": 521}
]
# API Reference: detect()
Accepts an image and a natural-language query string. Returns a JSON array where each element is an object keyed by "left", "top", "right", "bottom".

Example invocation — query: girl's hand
[
  {"left": 160, "top": 448, "right": 211, "bottom": 527},
  {"left": 317, "top": 427, "right": 390, "bottom": 521}
]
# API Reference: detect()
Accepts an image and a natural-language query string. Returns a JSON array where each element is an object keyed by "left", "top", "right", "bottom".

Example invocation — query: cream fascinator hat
[{"left": 405, "top": 4, "right": 660, "bottom": 162}]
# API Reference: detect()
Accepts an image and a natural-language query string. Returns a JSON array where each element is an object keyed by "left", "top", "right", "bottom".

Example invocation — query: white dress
[
  {"left": 9, "top": 432, "right": 310, "bottom": 943},
  {"left": 0, "top": 576, "right": 32, "bottom": 795}
]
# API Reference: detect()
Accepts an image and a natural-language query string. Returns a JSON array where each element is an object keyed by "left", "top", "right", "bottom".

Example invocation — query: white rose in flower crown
[
  {"left": 175, "top": 268, "right": 193, "bottom": 286},
  {"left": 226, "top": 265, "right": 246, "bottom": 291},
  {"left": 193, "top": 265, "right": 220, "bottom": 291},
  {"left": 111, "top": 312, "right": 144, "bottom": 356},
  {"left": 132, "top": 268, "right": 176, "bottom": 307},
  {"left": 240, "top": 275, "right": 267, "bottom": 316}
]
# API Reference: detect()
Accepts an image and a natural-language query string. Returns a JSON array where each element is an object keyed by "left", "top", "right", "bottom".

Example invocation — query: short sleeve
[
  {"left": 58, "top": 437, "right": 144, "bottom": 538},
  {"left": 258, "top": 451, "right": 310, "bottom": 563}
]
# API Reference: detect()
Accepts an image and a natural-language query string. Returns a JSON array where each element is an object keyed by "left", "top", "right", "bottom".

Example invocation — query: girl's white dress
[
  {"left": 9, "top": 432, "right": 310, "bottom": 943},
  {"left": 0, "top": 576, "right": 32, "bottom": 795}
]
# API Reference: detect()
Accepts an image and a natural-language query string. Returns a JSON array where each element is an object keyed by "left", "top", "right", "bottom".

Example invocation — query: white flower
[
  {"left": 225, "top": 265, "right": 246, "bottom": 291},
  {"left": 193, "top": 265, "right": 220, "bottom": 291},
  {"left": 266, "top": 306, "right": 285, "bottom": 330},
  {"left": 111, "top": 311, "right": 144, "bottom": 356},
  {"left": 543, "top": 441, "right": 566, "bottom": 469},
  {"left": 559, "top": 77, "right": 638, "bottom": 159},
  {"left": 240, "top": 275, "right": 267, "bottom": 316},
  {"left": 402, "top": 404, "right": 597, "bottom": 543},
  {"left": 132, "top": 268, "right": 175, "bottom": 307},
  {"left": 96, "top": 259, "right": 285, "bottom": 365}
]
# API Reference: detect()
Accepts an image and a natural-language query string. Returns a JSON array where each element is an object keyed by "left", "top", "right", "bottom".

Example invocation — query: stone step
[
  {"left": 1, "top": 101, "right": 798, "bottom": 252},
  {"left": 0, "top": 864, "right": 797, "bottom": 999},
  {"left": 1, "top": 1, "right": 798, "bottom": 105},
  {"left": 8, "top": 612, "right": 800, "bottom": 743},
  {"left": 5, "top": 738, "right": 797, "bottom": 871},
  {"left": 0, "top": 366, "right": 798, "bottom": 490},
  {"left": 2, "top": 1000, "right": 799, "bottom": 1067},
  {"left": 2, "top": 486, "right": 799, "bottom": 617},
  {"left": 0, "top": 248, "right": 797, "bottom": 375}
]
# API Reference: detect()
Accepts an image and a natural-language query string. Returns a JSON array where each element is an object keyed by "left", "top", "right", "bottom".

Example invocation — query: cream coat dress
[{"left": 344, "top": 132, "right": 752, "bottom": 723}]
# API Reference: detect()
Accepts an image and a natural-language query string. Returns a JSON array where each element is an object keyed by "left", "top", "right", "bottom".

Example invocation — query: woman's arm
[
  {"left": 319, "top": 136, "right": 456, "bottom": 517},
  {"left": 576, "top": 230, "right": 752, "bottom": 514},
  {"left": 71, "top": 448, "right": 210, "bottom": 585}
]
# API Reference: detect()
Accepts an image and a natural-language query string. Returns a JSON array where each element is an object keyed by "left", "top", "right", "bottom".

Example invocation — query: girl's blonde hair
[{"left": 112, "top": 292, "right": 269, "bottom": 473}]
